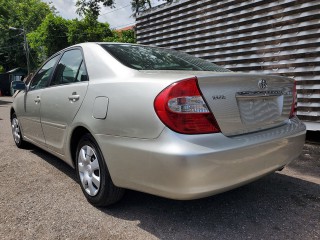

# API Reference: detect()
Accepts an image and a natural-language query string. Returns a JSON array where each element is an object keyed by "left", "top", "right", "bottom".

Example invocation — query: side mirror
[{"left": 11, "top": 81, "right": 26, "bottom": 91}]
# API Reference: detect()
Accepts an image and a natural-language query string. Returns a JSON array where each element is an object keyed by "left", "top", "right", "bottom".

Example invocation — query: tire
[
  {"left": 11, "top": 113, "right": 27, "bottom": 148},
  {"left": 75, "top": 133, "right": 125, "bottom": 207}
]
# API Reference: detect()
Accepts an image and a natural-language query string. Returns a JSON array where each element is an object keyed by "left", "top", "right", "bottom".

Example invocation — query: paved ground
[{"left": 0, "top": 96, "right": 319, "bottom": 240}]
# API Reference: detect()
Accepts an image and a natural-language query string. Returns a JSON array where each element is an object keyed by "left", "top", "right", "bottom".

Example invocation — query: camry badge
[{"left": 258, "top": 79, "right": 268, "bottom": 89}]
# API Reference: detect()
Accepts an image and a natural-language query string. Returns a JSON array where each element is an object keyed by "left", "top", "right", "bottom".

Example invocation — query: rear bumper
[{"left": 95, "top": 117, "right": 306, "bottom": 200}]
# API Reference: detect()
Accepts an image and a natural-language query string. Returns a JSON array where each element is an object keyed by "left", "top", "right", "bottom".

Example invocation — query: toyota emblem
[{"left": 258, "top": 79, "right": 268, "bottom": 89}]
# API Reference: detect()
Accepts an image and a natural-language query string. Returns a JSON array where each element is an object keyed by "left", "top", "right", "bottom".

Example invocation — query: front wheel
[
  {"left": 11, "top": 113, "right": 27, "bottom": 148},
  {"left": 75, "top": 133, "right": 125, "bottom": 207}
]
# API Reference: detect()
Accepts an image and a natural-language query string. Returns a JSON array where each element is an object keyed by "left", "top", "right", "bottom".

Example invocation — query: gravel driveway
[{"left": 0, "top": 96, "right": 319, "bottom": 240}]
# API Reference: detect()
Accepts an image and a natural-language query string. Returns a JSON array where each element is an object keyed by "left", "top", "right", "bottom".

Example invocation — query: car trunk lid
[{"left": 196, "top": 73, "right": 295, "bottom": 136}]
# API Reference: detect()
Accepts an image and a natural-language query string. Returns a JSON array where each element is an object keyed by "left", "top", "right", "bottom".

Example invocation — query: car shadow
[
  {"left": 0, "top": 98, "right": 12, "bottom": 106},
  {"left": 29, "top": 145, "right": 77, "bottom": 182},
  {"left": 306, "top": 131, "right": 320, "bottom": 144},
  {"left": 102, "top": 174, "right": 319, "bottom": 239},
  {"left": 28, "top": 145, "right": 319, "bottom": 239}
]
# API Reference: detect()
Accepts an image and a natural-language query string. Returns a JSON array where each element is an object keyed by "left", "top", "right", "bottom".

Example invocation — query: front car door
[
  {"left": 40, "top": 48, "right": 89, "bottom": 155},
  {"left": 18, "top": 55, "right": 60, "bottom": 146}
]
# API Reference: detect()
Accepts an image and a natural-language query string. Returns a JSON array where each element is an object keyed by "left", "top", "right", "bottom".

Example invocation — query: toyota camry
[{"left": 10, "top": 43, "right": 306, "bottom": 207}]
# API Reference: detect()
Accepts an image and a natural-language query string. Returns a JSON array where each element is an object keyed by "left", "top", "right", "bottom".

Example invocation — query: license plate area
[{"left": 236, "top": 95, "right": 283, "bottom": 125}]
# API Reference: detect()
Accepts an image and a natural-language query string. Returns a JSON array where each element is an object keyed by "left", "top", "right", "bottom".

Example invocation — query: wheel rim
[
  {"left": 11, "top": 118, "right": 21, "bottom": 144},
  {"left": 78, "top": 145, "right": 101, "bottom": 196}
]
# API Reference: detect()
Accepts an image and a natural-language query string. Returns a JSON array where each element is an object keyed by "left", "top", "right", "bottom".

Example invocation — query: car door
[
  {"left": 19, "top": 55, "right": 60, "bottom": 145},
  {"left": 40, "top": 48, "right": 89, "bottom": 155}
]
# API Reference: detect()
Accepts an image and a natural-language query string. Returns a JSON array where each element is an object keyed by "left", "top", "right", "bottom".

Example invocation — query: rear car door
[
  {"left": 19, "top": 55, "right": 60, "bottom": 145},
  {"left": 40, "top": 48, "right": 89, "bottom": 155}
]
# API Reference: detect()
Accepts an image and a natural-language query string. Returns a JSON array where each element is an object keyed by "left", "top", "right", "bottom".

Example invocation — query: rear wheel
[
  {"left": 75, "top": 133, "right": 125, "bottom": 207},
  {"left": 11, "top": 113, "right": 27, "bottom": 148}
]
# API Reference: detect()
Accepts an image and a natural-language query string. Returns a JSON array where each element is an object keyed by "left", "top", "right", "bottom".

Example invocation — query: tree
[
  {"left": 76, "top": 0, "right": 172, "bottom": 18},
  {"left": 106, "top": 29, "right": 136, "bottom": 43},
  {"left": 0, "top": 0, "right": 138, "bottom": 72},
  {"left": 27, "top": 14, "right": 69, "bottom": 61},
  {"left": 76, "top": 0, "right": 114, "bottom": 18},
  {"left": 0, "top": 0, "right": 52, "bottom": 71},
  {"left": 28, "top": 12, "right": 115, "bottom": 61},
  {"left": 68, "top": 13, "right": 113, "bottom": 45},
  {"left": 131, "top": 0, "right": 152, "bottom": 14}
]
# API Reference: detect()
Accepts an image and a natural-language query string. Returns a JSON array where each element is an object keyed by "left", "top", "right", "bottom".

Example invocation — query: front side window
[
  {"left": 29, "top": 55, "right": 60, "bottom": 90},
  {"left": 50, "top": 49, "right": 87, "bottom": 86}
]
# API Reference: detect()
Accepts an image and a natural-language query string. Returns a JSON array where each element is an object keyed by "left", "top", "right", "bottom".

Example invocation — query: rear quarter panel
[
  {"left": 72, "top": 44, "right": 199, "bottom": 139},
  {"left": 73, "top": 78, "right": 169, "bottom": 139}
]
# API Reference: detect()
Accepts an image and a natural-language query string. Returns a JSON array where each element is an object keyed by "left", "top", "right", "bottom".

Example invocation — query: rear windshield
[{"left": 100, "top": 44, "right": 230, "bottom": 72}]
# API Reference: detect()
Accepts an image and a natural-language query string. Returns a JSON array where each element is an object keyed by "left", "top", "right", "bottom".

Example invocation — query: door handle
[
  {"left": 34, "top": 96, "right": 40, "bottom": 103},
  {"left": 68, "top": 93, "right": 80, "bottom": 102}
]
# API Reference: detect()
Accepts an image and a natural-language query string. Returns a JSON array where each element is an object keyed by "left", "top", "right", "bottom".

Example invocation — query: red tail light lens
[
  {"left": 154, "top": 77, "right": 221, "bottom": 134},
  {"left": 289, "top": 80, "right": 297, "bottom": 118}
]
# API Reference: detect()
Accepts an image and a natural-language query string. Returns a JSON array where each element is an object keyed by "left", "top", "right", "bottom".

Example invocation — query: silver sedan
[{"left": 10, "top": 43, "right": 306, "bottom": 207}]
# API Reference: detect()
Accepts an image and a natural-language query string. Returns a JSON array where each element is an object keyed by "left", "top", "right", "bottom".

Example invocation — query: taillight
[
  {"left": 289, "top": 80, "right": 297, "bottom": 118},
  {"left": 154, "top": 77, "right": 220, "bottom": 134}
]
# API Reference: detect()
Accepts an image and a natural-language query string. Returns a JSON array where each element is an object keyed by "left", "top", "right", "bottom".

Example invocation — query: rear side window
[
  {"left": 76, "top": 61, "right": 88, "bottom": 82},
  {"left": 50, "top": 49, "right": 87, "bottom": 86},
  {"left": 100, "top": 44, "right": 230, "bottom": 72}
]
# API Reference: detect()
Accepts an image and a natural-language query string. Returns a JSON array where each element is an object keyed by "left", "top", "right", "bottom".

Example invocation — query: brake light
[
  {"left": 289, "top": 80, "right": 297, "bottom": 118},
  {"left": 154, "top": 77, "right": 220, "bottom": 134}
]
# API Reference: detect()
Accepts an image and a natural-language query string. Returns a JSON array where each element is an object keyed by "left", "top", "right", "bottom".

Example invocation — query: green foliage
[
  {"left": 0, "top": 0, "right": 138, "bottom": 73},
  {"left": 28, "top": 13, "right": 122, "bottom": 61},
  {"left": 76, "top": 0, "right": 173, "bottom": 17},
  {"left": 131, "top": 0, "right": 152, "bottom": 14},
  {"left": 68, "top": 13, "right": 113, "bottom": 45},
  {"left": 76, "top": 0, "right": 115, "bottom": 18},
  {"left": 118, "top": 29, "right": 136, "bottom": 43},
  {"left": 106, "top": 30, "right": 136, "bottom": 43},
  {"left": 0, "top": 0, "right": 52, "bottom": 71},
  {"left": 27, "top": 13, "right": 69, "bottom": 62},
  {"left": 0, "top": 65, "right": 4, "bottom": 73},
  {"left": 0, "top": 0, "right": 51, "bottom": 31}
]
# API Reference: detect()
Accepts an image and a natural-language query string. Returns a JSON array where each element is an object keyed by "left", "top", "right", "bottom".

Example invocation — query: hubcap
[
  {"left": 11, "top": 118, "right": 21, "bottom": 144},
  {"left": 78, "top": 145, "right": 101, "bottom": 196}
]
